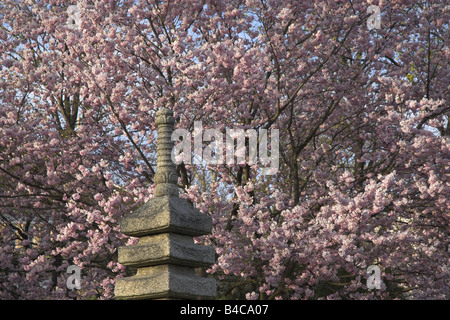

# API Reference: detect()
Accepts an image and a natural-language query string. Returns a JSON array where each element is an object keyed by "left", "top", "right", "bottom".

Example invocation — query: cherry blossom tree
[{"left": 0, "top": 0, "right": 448, "bottom": 299}]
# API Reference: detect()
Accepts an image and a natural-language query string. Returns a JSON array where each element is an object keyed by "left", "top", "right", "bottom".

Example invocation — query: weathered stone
[
  {"left": 120, "top": 195, "right": 212, "bottom": 237},
  {"left": 118, "top": 233, "right": 215, "bottom": 268},
  {"left": 115, "top": 265, "right": 217, "bottom": 300}
]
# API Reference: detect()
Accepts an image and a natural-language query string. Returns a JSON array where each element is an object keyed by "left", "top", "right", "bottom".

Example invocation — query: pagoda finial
[{"left": 154, "top": 108, "right": 178, "bottom": 197}]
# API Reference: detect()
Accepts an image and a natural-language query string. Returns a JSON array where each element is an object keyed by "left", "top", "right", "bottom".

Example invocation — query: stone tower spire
[
  {"left": 114, "top": 108, "right": 216, "bottom": 300},
  {"left": 154, "top": 108, "right": 179, "bottom": 197}
]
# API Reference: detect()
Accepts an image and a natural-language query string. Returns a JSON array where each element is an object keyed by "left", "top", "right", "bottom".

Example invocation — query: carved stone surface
[
  {"left": 114, "top": 108, "right": 216, "bottom": 300},
  {"left": 118, "top": 233, "right": 216, "bottom": 268},
  {"left": 115, "top": 265, "right": 216, "bottom": 300},
  {"left": 120, "top": 195, "right": 212, "bottom": 237},
  {"left": 154, "top": 108, "right": 179, "bottom": 197}
]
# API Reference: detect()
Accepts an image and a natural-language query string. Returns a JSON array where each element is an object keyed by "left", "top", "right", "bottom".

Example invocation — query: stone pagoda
[{"left": 114, "top": 108, "right": 216, "bottom": 299}]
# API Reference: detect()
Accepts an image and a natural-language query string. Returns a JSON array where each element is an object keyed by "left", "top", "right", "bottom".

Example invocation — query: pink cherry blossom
[{"left": 0, "top": 0, "right": 448, "bottom": 300}]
